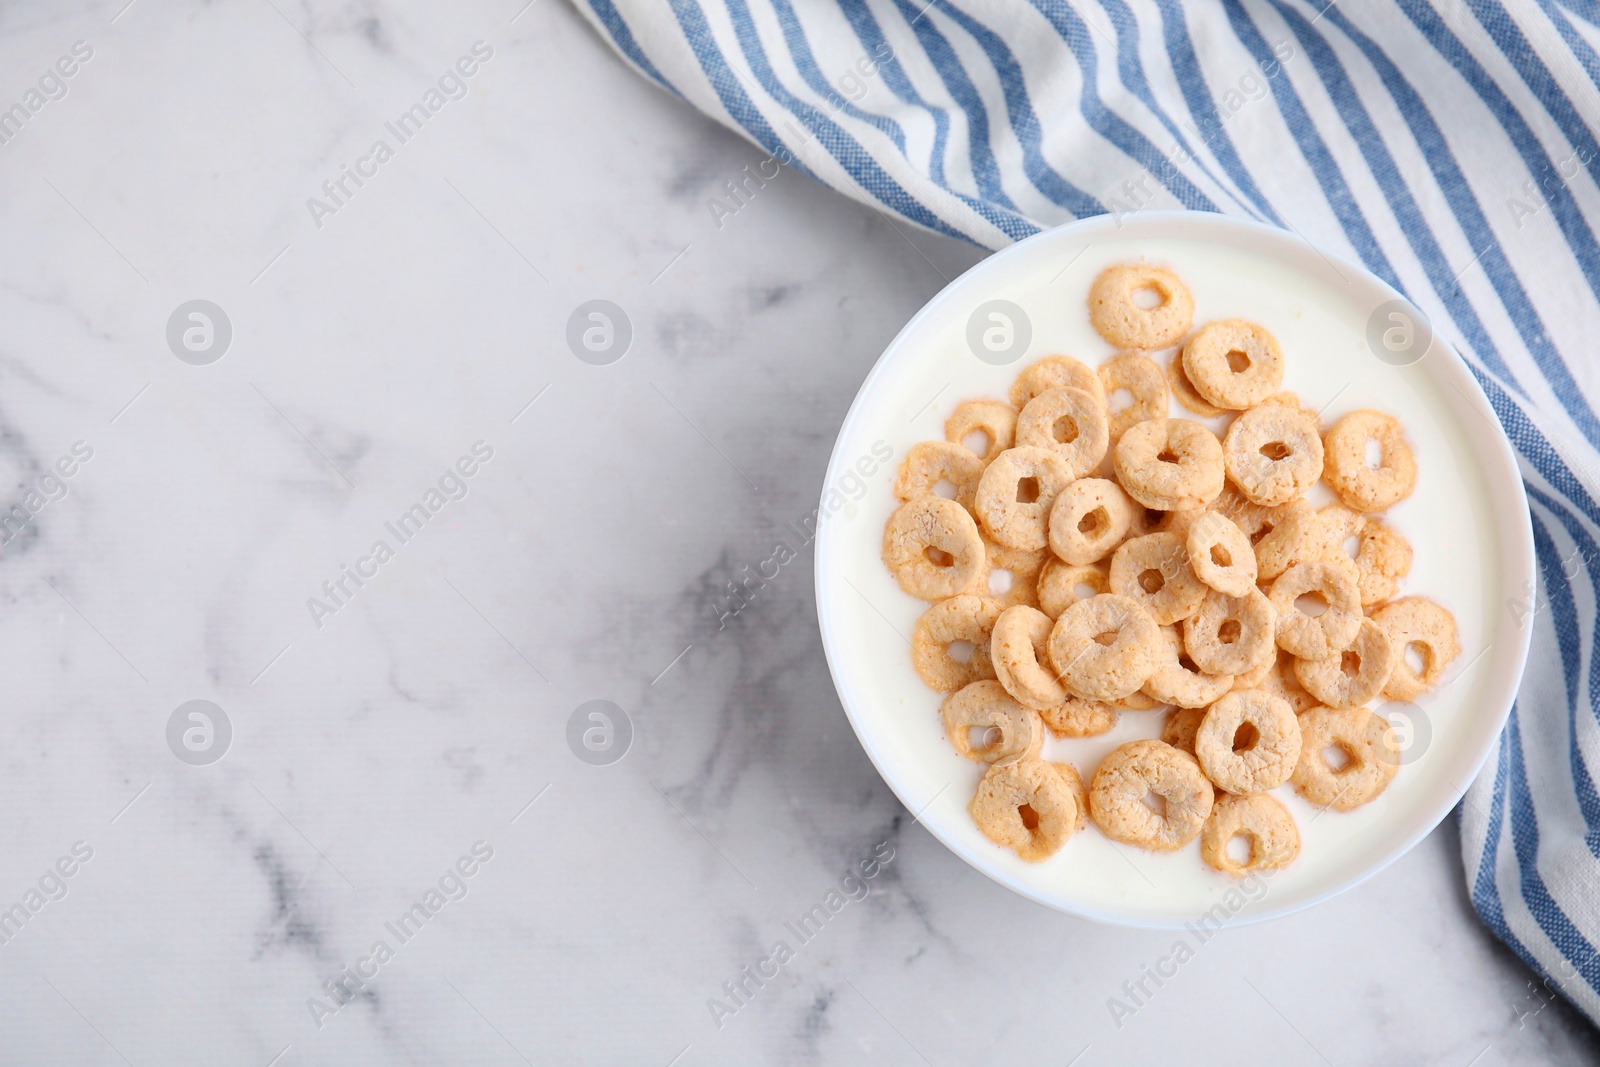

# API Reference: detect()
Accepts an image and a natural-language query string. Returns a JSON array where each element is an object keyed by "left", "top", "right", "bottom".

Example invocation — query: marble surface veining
[{"left": 0, "top": 0, "right": 1594, "bottom": 1063}]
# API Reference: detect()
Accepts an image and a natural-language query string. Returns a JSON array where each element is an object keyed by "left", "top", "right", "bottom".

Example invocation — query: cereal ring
[
  {"left": 1269, "top": 561, "right": 1362, "bottom": 659},
  {"left": 1182, "top": 319, "right": 1284, "bottom": 410},
  {"left": 1109, "top": 532, "right": 1209, "bottom": 625},
  {"left": 1089, "top": 739, "right": 1214, "bottom": 852},
  {"left": 973, "top": 446, "right": 1075, "bottom": 551},
  {"left": 1039, "top": 695, "right": 1119, "bottom": 737},
  {"left": 1052, "top": 762, "right": 1091, "bottom": 830},
  {"left": 1323, "top": 410, "right": 1417, "bottom": 512},
  {"left": 1201, "top": 794, "right": 1301, "bottom": 876},
  {"left": 1167, "top": 352, "right": 1225, "bottom": 418},
  {"left": 1134, "top": 504, "right": 1206, "bottom": 541},
  {"left": 1113, "top": 419, "right": 1225, "bottom": 511},
  {"left": 1100, "top": 352, "right": 1169, "bottom": 441},
  {"left": 1195, "top": 689, "right": 1302, "bottom": 796},
  {"left": 1292, "top": 706, "right": 1398, "bottom": 811},
  {"left": 1154, "top": 506, "right": 1204, "bottom": 540},
  {"left": 1373, "top": 597, "right": 1460, "bottom": 700},
  {"left": 894, "top": 440, "right": 986, "bottom": 511},
  {"left": 1015, "top": 387, "right": 1109, "bottom": 479},
  {"left": 1037, "top": 559, "right": 1108, "bottom": 618},
  {"left": 992, "top": 605, "right": 1069, "bottom": 710},
  {"left": 1186, "top": 509, "right": 1258, "bottom": 596},
  {"left": 1260, "top": 391, "right": 1316, "bottom": 415},
  {"left": 1047, "top": 593, "right": 1161, "bottom": 701},
  {"left": 969, "top": 757, "right": 1079, "bottom": 861},
  {"left": 981, "top": 539, "right": 1044, "bottom": 609},
  {"left": 1160, "top": 707, "right": 1208, "bottom": 756},
  {"left": 1125, "top": 503, "right": 1169, "bottom": 540},
  {"left": 945, "top": 399, "right": 1017, "bottom": 463},
  {"left": 883, "top": 497, "right": 986, "bottom": 600},
  {"left": 910, "top": 595, "right": 1003, "bottom": 691},
  {"left": 1114, "top": 689, "right": 1164, "bottom": 711},
  {"left": 1087, "top": 264, "right": 1195, "bottom": 350},
  {"left": 939, "top": 680, "right": 1044, "bottom": 763},
  {"left": 1183, "top": 587, "right": 1277, "bottom": 676},
  {"left": 1048, "top": 478, "right": 1136, "bottom": 565},
  {"left": 1318, "top": 531, "right": 1370, "bottom": 598},
  {"left": 1209, "top": 484, "right": 1255, "bottom": 522},
  {"left": 1222, "top": 402, "right": 1324, "bottom": 506},
  {"left": 1295, "top": 617, "right": 1397, "bottom": 709},
  {"left": 1257, "top": 652, "right": 1318, "bottom": 714},
  {"left": 1143, "top": 625, "right": 1234, "bottom": 708},
  {"left": 1319, "top": 506, "right": 1413, "bottom": 606},
  {"left": 1009, "top": 355, "right": 1107, "bottom": 411},
  {"left": 1222, "top": 493, "right": 1334, "bottom": 583}
]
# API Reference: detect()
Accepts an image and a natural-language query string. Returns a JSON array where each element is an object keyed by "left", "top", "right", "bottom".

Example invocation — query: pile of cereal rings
[{"left": 881, "top": 263, "right": 1460, "bottom": 875}]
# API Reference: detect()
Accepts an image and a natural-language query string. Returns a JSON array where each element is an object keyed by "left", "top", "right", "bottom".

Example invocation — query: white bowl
[{"left": 814, "top": 211, "right": 1534, "bottom": 927}]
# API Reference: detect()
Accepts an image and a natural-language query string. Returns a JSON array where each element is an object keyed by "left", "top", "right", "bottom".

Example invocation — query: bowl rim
[{"left": 812, "top": 209, "right": 1536, "bottom": 929}]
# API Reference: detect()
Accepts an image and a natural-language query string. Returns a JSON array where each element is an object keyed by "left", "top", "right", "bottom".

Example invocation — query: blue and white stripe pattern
[{"left": 575, "top": 0, "right": 1600, "bottom": 1022}]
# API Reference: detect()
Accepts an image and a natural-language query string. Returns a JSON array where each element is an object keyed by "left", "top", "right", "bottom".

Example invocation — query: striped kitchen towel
[{"left": 574, "top": 0, "right": 1600, "bottom": 1024}]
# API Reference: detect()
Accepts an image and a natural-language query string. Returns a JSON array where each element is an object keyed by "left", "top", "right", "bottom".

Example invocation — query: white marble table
[{"left": 0, "top": 1, "right": 1594, "bottom": 1063}]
